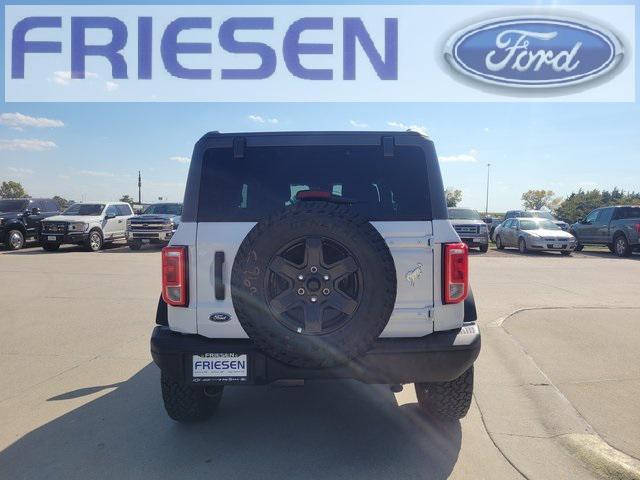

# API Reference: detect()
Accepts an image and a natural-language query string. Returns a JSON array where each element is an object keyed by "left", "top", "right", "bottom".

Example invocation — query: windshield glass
[
  {"left": 527, "top": 211, "right": 555, "bottom": 220},
  {"left": 62, "top": 204, "right": 105, "bottom": 216},
  {"left": 521, "top": 219, "right": 560, "bottom": 230},
  {"left": 143, "top": 204, "right": 183, "bottom": 215},
  {"left": 0, "top": 199, "right": 29, "bottom": 212},
  {"left": 448, "top": 208, "right": 481, "bottom": 220}
]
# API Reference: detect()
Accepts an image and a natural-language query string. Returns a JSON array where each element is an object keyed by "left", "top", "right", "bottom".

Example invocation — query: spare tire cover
[{"left": 231, "top": 201, "right": 397, "bottom": 368}]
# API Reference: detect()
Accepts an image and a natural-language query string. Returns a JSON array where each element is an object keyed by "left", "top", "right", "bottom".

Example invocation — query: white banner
[{"left": 4, "top": 4, "right": 635, "bottom": 102}]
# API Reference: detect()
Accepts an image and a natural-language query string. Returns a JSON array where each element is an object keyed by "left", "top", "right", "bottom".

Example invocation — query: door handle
[{"left": 214, "top": 251, "right": 225, "bottom": 300}]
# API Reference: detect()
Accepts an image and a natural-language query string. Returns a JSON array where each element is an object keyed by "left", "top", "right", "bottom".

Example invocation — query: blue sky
[{"left": 1, "top": 0, "right": 639, "bottom": 212}]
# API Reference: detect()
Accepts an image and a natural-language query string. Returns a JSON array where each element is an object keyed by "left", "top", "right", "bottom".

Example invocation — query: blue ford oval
[{"left": 444, "top": 17, "right": 624, "bottom": 88}]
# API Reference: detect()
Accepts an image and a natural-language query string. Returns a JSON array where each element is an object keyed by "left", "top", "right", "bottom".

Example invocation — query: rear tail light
[
  {"left": 635, "top": 223, "right": 640, "bottom": 234},
  {"left": 162, "top": 246, "right": 188, "bottom": 307},
  {"left": 443, "top": 242, "right": 469, "bottom": 304}
]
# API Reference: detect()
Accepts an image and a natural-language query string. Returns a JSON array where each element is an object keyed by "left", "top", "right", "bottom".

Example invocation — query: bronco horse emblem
[{"left": 405, "top": 263, "right": 423, "bottom": 286}]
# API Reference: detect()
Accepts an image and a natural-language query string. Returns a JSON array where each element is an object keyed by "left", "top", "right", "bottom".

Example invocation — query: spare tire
[{"left": 231, "top": 201, "right": 397, "bottom": 368}]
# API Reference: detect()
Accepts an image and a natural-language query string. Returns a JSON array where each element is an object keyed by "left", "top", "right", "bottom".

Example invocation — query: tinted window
[
  {"left": 105, "top": 205, "right": 119, "bottom": 217},
  {"left": 143, "top": 204, "right": 183, "bottom": 215},
  {"left": 43, "top": 200, "right": 58, "bottom": 212},
  {"left": 596, "top": 207, "right": 614, "bottom": 224},
  {"left": 0, "top": 199, "right": 28, "bottom": 212},
  {"left": 116, "top": 204, "right": 133, "bottom": 216},
  {"left": 585, "top": 210, "right": 600, "bottom": 223},
  {"left": 198, "top": 145, "right": 430, "bottom": 222},
  {"left": 63, "top": 204, "right": 105, "bottom": 216},
  {"left": 448, "top": 208, "right": 481, "bottom": 220},
  {"left": 613, "top": 207, "right": 640, "bottom": 220}
]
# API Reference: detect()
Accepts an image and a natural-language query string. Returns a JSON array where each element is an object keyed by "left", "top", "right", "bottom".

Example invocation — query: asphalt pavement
[{"left": 0, "top": 243, "right": 638, "bottom": 479}]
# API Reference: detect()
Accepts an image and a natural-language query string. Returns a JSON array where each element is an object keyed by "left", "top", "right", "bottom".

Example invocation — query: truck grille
[
  {"left": 454, "top": 225, "right": 479, "bottom": 235},
  {"left": 128, "top": 222, "right": 167, "bottom": 231},
  {"left": 42, "top": 222, "right": 67, "bottom": 233}
]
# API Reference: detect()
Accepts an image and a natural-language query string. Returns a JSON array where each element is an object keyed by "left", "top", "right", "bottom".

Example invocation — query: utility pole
[
  {"left": 138, "top": 171, "right": 142, "bottom": 205},
  {"left": 485, "top": 163, "right": 491, "bottom": 216}
]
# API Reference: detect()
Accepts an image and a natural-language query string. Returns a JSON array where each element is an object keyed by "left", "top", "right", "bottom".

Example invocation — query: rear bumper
[{"left": 150, "top": 324, "right": 481, "bottom": 385}]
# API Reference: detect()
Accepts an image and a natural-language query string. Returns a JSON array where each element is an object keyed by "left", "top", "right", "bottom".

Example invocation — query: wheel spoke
[
  {"left": 328, "top": 256, "right": 358, "bottom": 279},
  {"left": 303, "top": 304, "right": 323, "bottom": 333},
  {"left": 269, "top": 256, "right": 300, "bottom": 281},
  {"left": 305, "top": 238, "right": 323, "bottom": 267},
  {"left": 326, "top": 291, "right": 358, "bottom": 315},
  {"left": 270, "top": 289, "right": 301, "bottom": 315}
]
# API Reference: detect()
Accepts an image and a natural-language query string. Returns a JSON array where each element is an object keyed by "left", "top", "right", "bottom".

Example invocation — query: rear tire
[
  {"left": 479, "top": 244, "right": 489, "bottom": 253},
  {"left": 415, "top": 366, "right": 474, "bottom": 420},
  {"left": 42, "top": 242, "right": 60, "bottom": 252},
  {"left": 613, "top": 234, "right": 631, "bottom": 257},
  {"left": 5, "top": 229, "right": 25, "bottom": 250},
  {"left": 495, "top": 235, "right": 504, "bottom": 250},
  {"left": 160, "top": 374, "right": 223, "bottom": 423}
]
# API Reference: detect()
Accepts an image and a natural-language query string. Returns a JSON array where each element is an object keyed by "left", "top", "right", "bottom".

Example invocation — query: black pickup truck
[
  {"left": 570, "top": 205, "right": 640, "bottom": 257},
  {"left": 0, "top": 198, "right": 61, "bottom": 250}
]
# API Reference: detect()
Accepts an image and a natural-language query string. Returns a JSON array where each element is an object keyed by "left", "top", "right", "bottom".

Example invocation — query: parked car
[
  {"left": 483, "top": 215, "right": 503, "bottom": 241},
  {"left": 448, "top": 208, "right": 489, "bottom": 252},
  {"left": 0, "top": 198, "right": 60, "bottom": 250},
  {"left": 151, "top": 131, "right": 480, "bottom": 423},
  {"left": 40, "top": 202, "right": 134, "bottom": 252},
  {"left": 494, "top": 217, "right": 576, "bottom": 255},
  {"left": 126, "top": 202, "right": 183, "bottom": 250},
  {"left": 570, "top": 205, "right": 640, "bottom": 257},
  {"left": 504, "top": 209, "right": 569, "bottom": 231}
]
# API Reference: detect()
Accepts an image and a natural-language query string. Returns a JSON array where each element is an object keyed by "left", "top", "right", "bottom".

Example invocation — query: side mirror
[
  {"left": 31, "top": 207, "right": 41, "bottom": 215},
  {"left": 105, "top": 213, "right": 116, "bottom": 220},
  {"left": 483, "top": 218, "right": 492, "bottom": 224}
]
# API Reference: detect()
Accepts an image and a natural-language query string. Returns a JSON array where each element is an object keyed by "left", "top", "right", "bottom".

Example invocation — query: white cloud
[
  {"left": 170, "top": 156, "right": 190, "bottom": 164},
  {"left": 79, "top": 170, "right": 115, "bottom": 178},
  {"left": 439, "top": 149, "right": 479, "bottom": 163},
  {"left": 105, "top": 81, "right": 119, "bottom": 92},
  {"left": 0, "top": 112, "right": 64, "bottom": 130},
  {"left": 248, "top": 114, "right": 279, "bottom": 124},
  {"left": 386, "top": 121, "right": 428, "bottom": 137},
  {"left": 7, "top": 167, "right": 34, "bottom": 175},
  {"left": 57, "top": 174, "right": 71, "bottom": 180},
  {"left": 52, "top": 70, "right": 98, "bottom": 86},
  {"left": 0, "top": 139, "right": 57, "bottom": 151},
  {"left": 349, "top": 120, "right": 369, "bottom": 128}
]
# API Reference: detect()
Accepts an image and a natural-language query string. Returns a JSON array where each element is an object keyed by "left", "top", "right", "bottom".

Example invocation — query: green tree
[
  {"left": 0, "top": 180, "right": 28, "bottom": 199},
  {"left": 119, "top": 194, "right": 135, "bottom": 205},
  {"left": 556, "top": 188, "right": 640, "bottom": 224},
  {"left": 445, "top": 188, "right": 463, "bottom": 207},
  {"left": 521, "top": 189, "right": 559, "bottom": 210},
  {"left": 53, "top": 196, "right": 73, "bottom": 210}
]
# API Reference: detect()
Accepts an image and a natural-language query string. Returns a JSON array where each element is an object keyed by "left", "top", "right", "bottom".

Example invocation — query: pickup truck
[
  {"left": 0, "top": 198, "right": 61, "bottom": 250},
  {"left": 570, "top": 205, "right": 640, "bottom": 257},
  {"left": 126, "top": 202, "right": 182, "bottom": 250}
]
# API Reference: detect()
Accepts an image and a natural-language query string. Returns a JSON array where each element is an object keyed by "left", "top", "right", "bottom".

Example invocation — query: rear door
[{"left": 195, "top": 140, "right": 434, "bottom": 339}]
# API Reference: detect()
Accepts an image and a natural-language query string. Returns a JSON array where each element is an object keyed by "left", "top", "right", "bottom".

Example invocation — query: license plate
[
  {"left": 552, "top": 243, "right": 562, "bottom": 249},
  {"left": 142, "top": 239, "right": 150, "bottom": 243},
  {"left": 474, "top": 237, "right": 484, "bottom": 243},
  {"left": 47, "top": 236, "right": 57, "bottom": 241},
  {"left": 193, "top": 354, "right": 247, "bottom": 378}
]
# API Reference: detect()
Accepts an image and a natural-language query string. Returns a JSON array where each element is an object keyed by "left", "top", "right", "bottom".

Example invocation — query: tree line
[
  {"left": 446, "top": 186, "right": 639, "bottom": 223},
  {"left": 0, "top": 180, "right": 136, "bottom": 210}
]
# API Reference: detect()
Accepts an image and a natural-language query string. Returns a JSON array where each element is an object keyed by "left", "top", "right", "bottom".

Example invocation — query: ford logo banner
[{"left": 444, "top": 17, "right": 624, "bottom": 88}]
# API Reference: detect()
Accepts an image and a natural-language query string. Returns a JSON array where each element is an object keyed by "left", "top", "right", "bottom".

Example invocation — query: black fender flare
[{"left": 464, "top": 287, "right": 477, "bottom": 323}]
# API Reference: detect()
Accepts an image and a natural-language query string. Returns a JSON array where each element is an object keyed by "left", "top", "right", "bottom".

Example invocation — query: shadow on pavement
[
  {"left": 577, "top": 250, "right": 639, "bottom": 261},
  {"left": 0, "top": 365, "right": 461, "bottom": 480}
]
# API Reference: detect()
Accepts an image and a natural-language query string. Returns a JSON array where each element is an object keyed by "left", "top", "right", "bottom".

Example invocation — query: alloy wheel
[
  {"left": 265, "top": 236, "right": 363, "bottom": 335},
  {"left": 9, "top": 231, "right": 24, "bottom": 250}
]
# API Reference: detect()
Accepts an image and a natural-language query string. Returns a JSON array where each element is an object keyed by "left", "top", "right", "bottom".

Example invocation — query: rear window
[
  {"left": 197, "top": 145, "right": 430, "bottom": 222},
  {"left": 614, "top": 206, "right": 640, "bottom": 220}
]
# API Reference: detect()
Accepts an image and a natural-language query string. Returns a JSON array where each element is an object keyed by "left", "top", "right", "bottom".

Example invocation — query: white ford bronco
[{"left": 151, "top": 131, "right": 480, "bottom": 422}]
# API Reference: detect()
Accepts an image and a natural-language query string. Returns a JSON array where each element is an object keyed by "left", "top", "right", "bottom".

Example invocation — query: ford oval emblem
[
  {"left": 209, "top": 313, "right": 231, "bottom": 323},
  {"left": 444, "top": 16, "right": 624, "bottom": 88}
]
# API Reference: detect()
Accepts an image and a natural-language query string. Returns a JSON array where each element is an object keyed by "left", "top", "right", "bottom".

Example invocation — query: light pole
[{"left": 485, "top": 163, "right": 491, "bottom": 216}]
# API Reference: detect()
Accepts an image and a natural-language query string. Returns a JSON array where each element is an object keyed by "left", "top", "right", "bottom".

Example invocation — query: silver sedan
[{"left": 494, "top": 217, "right": 577, "bottom": 255}]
